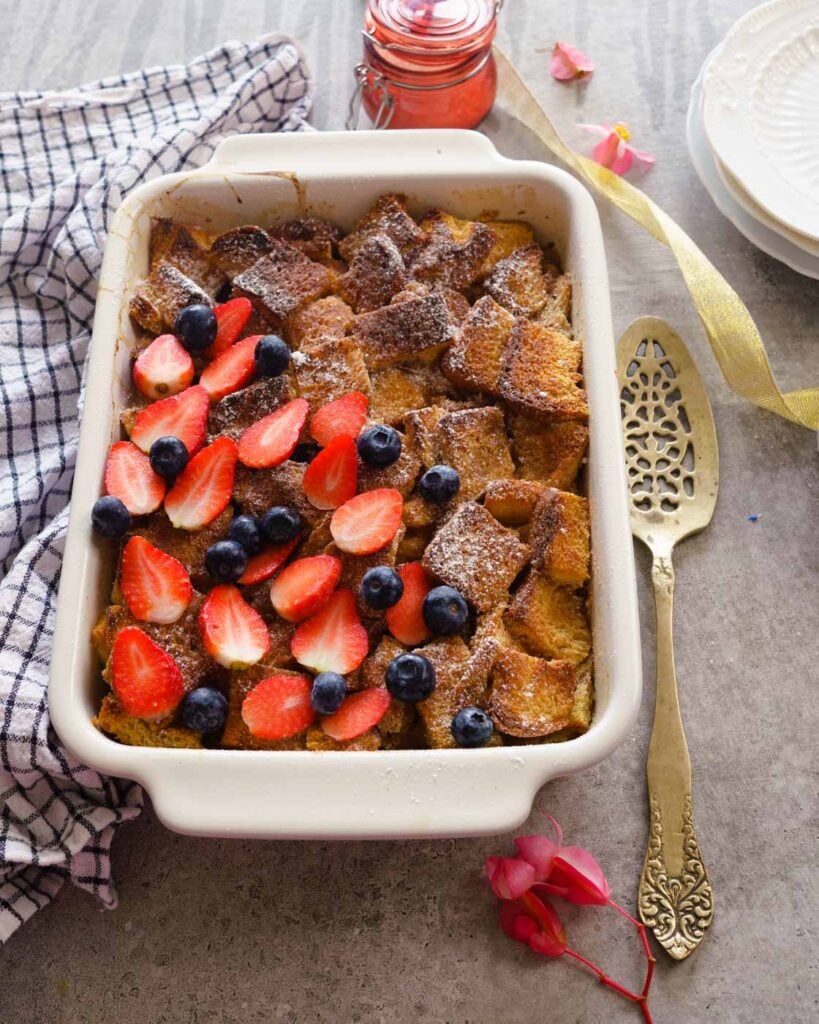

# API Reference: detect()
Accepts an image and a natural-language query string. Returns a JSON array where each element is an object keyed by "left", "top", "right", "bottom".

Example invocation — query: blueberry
[
  {"left": 385, "top": 653, "right": 436, "bottom": 703},
  {"left": 255, "top": 335, "right": 291, "bottom": 377},
  {"left": 228, "top": 514, "right": 262, "bottom": 555},
  {"left": 174, "top": 303, "right": 217, "bottom": 352},
  {"left": 360, "top": 566, "right": 404, "bottom": 610},
  {"left": 450, "top": 706, "right": 494, "bottom": 748},
  {"left": 418, "top": 464, "right": 460, "bottom": 503},
  {"left": 181, "top": 687, "right": 228, "bottom": 733},
  {"left": 149, "top": 435, "right": 189, "bottom": 480},
  {"left": 310, "top": 672, "right": 348, "bottom": 714},
  {"left": 291, "top": 442, "right": 321, "bottom": 464},
  {"left": 422, "top": 585, "right": 469, "bottom": 636},
  {"left": 260, "top": 505, "right": 303, "bottom": 543},
  {"left": 357, "top": 424, "right": 402, "bottom": 468},
  {"left": 91, "top": 495, "right": 132, "bottom": 537},
  {"left": 205, "top": 539, "right": 248, "bottom": 582}
]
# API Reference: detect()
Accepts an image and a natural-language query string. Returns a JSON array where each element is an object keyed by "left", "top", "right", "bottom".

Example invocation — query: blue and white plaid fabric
[{"left": 0, "top": 33, "right": 312, "bottom": 944}]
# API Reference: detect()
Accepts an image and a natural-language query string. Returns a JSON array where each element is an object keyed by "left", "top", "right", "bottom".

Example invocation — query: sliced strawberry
[
  {"left": 104, "top": 441, "right": 165, "bottom": 515},
  {"left": 321, "top": 687, "right": 392, "bottom": 741},
  {"left": 330, "top": 488, "right": 404, "bottom": 555},
  {"left": 199, "top": 334, "right": 261, "bottom": 402},
  {"left": 132, "top": 334, "right": 194, "bottom": 400},
  {"left": 237, "top": 537, "right": 300, "bottom": 586},
  {"left": 237, "top": 397, "right": 309, "bottom": 469},
  {"left": 241, "top": 673, "right": 315, "bottom": 741},
  {"left": 207, "top": 297, "right": 253, "bottom": 358},
  {"left": 130, "top": 384, "right": 209, "bottom": 455},
  {"left": 385, "top": 561, "right": 434, "bottom": 645},
  {"left": 291, "top": 588, "right": 369, "bottom": 675},
  {"left": 120, "top": 536, "right": 193, "bottom": 624},
  {"left": 309, "top": 391, "right": 369, "bottom": 448},
  {"left": 268, "top": 554, "right": 342, "bottom": 623},
  {"left": 198, "top": 584, "right": 270, "bottom": 669},
  {"left": 111, "top": 626, "right": 184, "bottom": 719},
  {"left": 164, "top": 436, "right": 238, "bottom": 530},
  {"left": 302, "top": 435, "right": 358, "bottom": 510}
]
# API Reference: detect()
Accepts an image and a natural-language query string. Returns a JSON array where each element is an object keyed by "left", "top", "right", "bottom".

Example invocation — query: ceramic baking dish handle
[{"left": 200, "top": 128, "right": 505, "bottom": 177}]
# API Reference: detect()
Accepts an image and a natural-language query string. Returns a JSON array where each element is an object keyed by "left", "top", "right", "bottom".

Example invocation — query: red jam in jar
[{"left": 351, "top": 0, "right": 500, "bottom": 130}]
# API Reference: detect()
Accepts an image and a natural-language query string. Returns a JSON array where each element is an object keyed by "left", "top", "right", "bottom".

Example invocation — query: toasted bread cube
[
  {"left": 423, "top": 502, "right": 530, "bottom": 613},
  {"left": 357, "top": 635, "right": 408, "bottom": 691},
  {"left": 326, "top": 525, "right": 405, "bottom": 619},
  {"left": 149, "top": 219, "right": 225, "bottom": 295},
  {"left": 339, "top": 233, "right": 407, "bottom": 313},
  {"left": 499, "top": 320, "right": 588, "bottom": 421},
  {"left": 416, "top": 637, "right": 472, "bottom": 748},
  {"left": 353, "top": 293, "right": 452, "bottom": 368},
  {"left": 510, "top": 413, "right": 588, "bottom": 490},
  {"left": 133, "top": 508, "right": 233, "bottom": 590},
  {"left": 298, "top": 512, "right": 334, "bottom": 556},
  {"left": 377, "top": 698, "right": 416, "bottom": 749},
  {"left": 484, "top": 479, "right": 548, "bottom": 526},
  {"left": 403, "top": 406, "right": 445, "bottom": 468},
  {"left": 441, "top": 295, "right": 515, "bottom": 396},
  {"left": 477, "top": 221, "right": 536, "bottom": 279},
  {"left": 435, "top": 407, "right": 515, "bottom": 501},
  {"left": 442, "top": 288, "right": 471, "bottom": 325},
  {"left": 94, "top": 695, "right": 203, "bottom": 748},
  {"left": 561, "top": 658, "right": 593, "bottom": 737},
  {"left": 271, "top": 217, "right": 341, "bottom": 264},
  {"left": 402, "top": 494, "right": 445, "bottom": 530},
  {"left": 233, "top": 240, "right": 332, "bottom": 332},
  {"left": 338, "top": 193, "right": 425, "bottom": 263},
  {"left": 396, "top": 526, "right": 435, "bottom": 563},
  {"left": 503, "top": 571, "right": 590, "bottom": 664},
  {"left": 530, "top": 490, "right": 590, "bottom": 587},
  {"left": 306, "top": 725, "right": 382, "bottom": 751},
  {"left": 293, "top": 335, "right": 371, "bottom": 410},
  {"left": 483, "top": 244, "right": 558, "bottom": 317},
  {"left": 370, "top": 368, "right": 429, "bottom": 426},
  {"left": 536, "top": 274, "right": 572, "bottom": 333},
  {"left": 222, "top": 665, "right": 309, "bottom": 750},
  {"left": 487, "top": 648, "right": 576, "bottom": 737},
  {"left": 207, "top": 376, "right": 295, "bottom": 440},
  {"left": 358, "top": 442, "right": 421, "bottom": 497},
  {"left": 210, "top": 225, "right": 275, "bottom": 277},
  {"left": 289, "top": 296, "right": 354, "bottom": 350},
  {"left": 233, "top": 461, "right": 325, "bottom": 527},
  {"left": 410, "top": 210, "right": 496, "bottom": 289},
  {"left": 129, "top": 262, "right": 211, "bottom": 335}
]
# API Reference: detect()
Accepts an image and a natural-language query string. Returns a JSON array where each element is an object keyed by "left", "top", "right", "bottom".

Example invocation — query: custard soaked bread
[{"left": 93, "top": 193, "right": 593, "bottom": 752}]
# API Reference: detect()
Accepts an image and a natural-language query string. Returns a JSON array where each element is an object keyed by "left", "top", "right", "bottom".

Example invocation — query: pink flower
[
  {"left": 550, "top": 42, "right": 595, "bottom": 81},
  {"left": 534, "top": 843, "right": 611, "bottom": 906},
  {"left": 499, "top": 892, "right": 568, "bottom": 957},
  {"left": 485, "top": 855, "right": 536, "bottom": 900},
  {"left": 579, "top": 122, "right": 655, "bottom": 175},
  {"left": 513, "top": 814, "right": 563, "bottom": 879}
]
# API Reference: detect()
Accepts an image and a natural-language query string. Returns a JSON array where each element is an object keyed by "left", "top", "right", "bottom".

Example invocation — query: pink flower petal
[
  {"left": 550, "top": 42, "right": 595, "bottom": 81},
  {"left": 579, "top": 122, "right": 654, "bottom": 176},
  {"left": 485, "top": 855, "right": 536, "bottom": 900},
  {"left": 549, "top": 844, "right": 611, "bottom": 905},
  {"left": 514, "top": 816, "right": 563, "bottom": 879}
]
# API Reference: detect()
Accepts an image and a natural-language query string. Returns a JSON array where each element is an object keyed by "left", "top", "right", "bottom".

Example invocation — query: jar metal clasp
[{"left": 346, "top": 64, "right": 395, "bottom": 131}]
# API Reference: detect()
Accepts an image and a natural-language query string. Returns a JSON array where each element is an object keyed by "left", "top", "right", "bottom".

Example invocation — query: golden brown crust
[
  {"left": 288, "top": 296, "right": 354, "bottom": 350},
  {"left": 233, "top": 240, "right": 332, "bottom": 331},
  {"left": 503, "top": 571, "right": 591, "bottom": 664},
  {"left": 483, "top": 244, "right": 558, "bottom": 317},
  {"left": 484, "top": 479, "right": 548, "bottom": 526},
  {"left": 509, "top": 413, "right": 589, "bottom": 489},
  {"left": 293, "top": 335, "right": 371, "bottom": 410},
  {"left": 410, "top": 210, "right": 496, "bottom": 290},
  {"left": 338, "top": 193, "right": 425, "bottom": 263},
  {"left": 129, "top": 261, "right": 211, "bottom": 335},
  {"left": 499, "top": 320, "right": 588, "bottom": 421},
  {"left": 487, "top": 648, "right": 576, "bottom": 737},
  {"left": 353, "top": 293, "right": 453, "bottom": 368},
  {"left": 149, "top": 219, "right": 226, "bottom": 295},
  {"left": 207, "top": 376, "right": 295, "bottom": 440},
  {"left": 339, "top": 233, "right": 407, "bottom": 313},
  {"left": 210, "top": 225, "right": 275, "bottom": 277},
  {"left": 441, "top": 295, "right": 515, "bottom": 396},
  {"left": 434, "top": 407, "right": 515, "bottom": 501},
  {"left": 94, "top": 695, "right": 203, "bottom": 748},
  {"left": 530, "top": 490, "right": 590, "bottom": 587}
]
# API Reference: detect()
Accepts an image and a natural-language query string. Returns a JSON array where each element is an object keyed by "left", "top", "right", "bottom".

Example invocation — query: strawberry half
[
  {"left": 120, "top": 536, "right": 193, "bottom": 624},
  {"left": 241, "top": 673, "right": 315, "bottom": 741},
  {"left": 111, "top": 626, "right": 184, "bottom": 719},
  {"left": 268, "top": 554, "right": 342, "bottom": 623},
  {"left": 321, "top": 687, "right": 392, "bottom": 741},
  {"left": 130, "top": 384, "right": 209, "bottom": 455},
  {"left": 207, "top": 297, "right": 253, "bottom": 358},
  {"left": 330, "top": 488, "right": 404, "bottom": 555},
  {"left": 104, "top": 441, "right": 166, "bottom": 515},
  {"left": 199, "top": 334, "right": 261, "bottom": 402},
  {"left": 291, "top": 588, "right": 368, "bottom": 675},
  {"left": 302, "top": 435, "right": 358, "bottom": 510},
  {"left": 198, "top": 584, "right": 270, "bottom": 669},
  {"left": 309, "top": 391, "right": 369, "bottom": 448},
  {"left": 133, "top": 334, "right": 194, "bottom": 400},
  {"left": 385, "top": 561, "right": 433, "bottom": 645},
  {"left": 237, "top": 537, "right": 300, "bottom": 586},
  {"left": 164, "top": 436, "right": 238, "bottom": 530},
  {"left": 238, "top": 397, "right": 309, "bottom": 469}
]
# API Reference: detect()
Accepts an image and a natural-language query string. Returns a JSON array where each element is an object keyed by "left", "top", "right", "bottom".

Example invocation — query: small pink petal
[
  {"left": 579, "top": 122, "right": 654, "bottom": 176},
  {"left": 485, "top": 856, "right": 536, "bottom": 900},
  {"left": 578, "top": 122, "right": 613, "bottom": 142},
  {"left": 550, "top": 42, "right": 595, "bottom": 81},
  {"left": 514, "top": 816, "right": 563, "bottom": 880},
  {"left": 521, "top": 892, "right": 568, "bottom": 956},
  {"left": 549, "top": 844, "right": 611, "bottom": 905},
  {"left": 630, "top": 147, "right": 656, "bottom": 172}
]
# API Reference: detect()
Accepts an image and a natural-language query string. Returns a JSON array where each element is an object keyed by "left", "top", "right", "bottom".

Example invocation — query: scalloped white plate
[{"left": 702, "top": 0, "right": 819, "bottom": 241}]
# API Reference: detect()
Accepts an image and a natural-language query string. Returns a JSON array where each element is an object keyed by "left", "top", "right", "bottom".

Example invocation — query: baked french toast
[{"left": 91, "top": 194, "right": 593, "bottom": 751}]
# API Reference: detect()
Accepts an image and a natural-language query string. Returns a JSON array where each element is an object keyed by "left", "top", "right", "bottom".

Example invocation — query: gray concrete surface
[{"left": 2, "top": 1, "right": 818, "bottom": 1022}]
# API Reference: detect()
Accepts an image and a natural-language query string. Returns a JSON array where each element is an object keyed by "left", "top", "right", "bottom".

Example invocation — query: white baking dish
[{"left": 49, "top": 130, "right": 641, "bottom": 839}]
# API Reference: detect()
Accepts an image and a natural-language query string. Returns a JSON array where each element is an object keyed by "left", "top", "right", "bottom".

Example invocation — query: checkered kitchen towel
[{"left": 0, "top": 33, "right": 312, "bottom": 943}]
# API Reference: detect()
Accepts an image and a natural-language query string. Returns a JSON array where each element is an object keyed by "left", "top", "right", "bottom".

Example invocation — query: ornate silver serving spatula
[{"left": 616, "top": 317, "right": 717, "bottom": 960}]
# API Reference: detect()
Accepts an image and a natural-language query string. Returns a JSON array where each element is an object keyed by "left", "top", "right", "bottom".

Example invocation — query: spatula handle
[{"left": 638, "top": 552, "right": 714, "bottom": 959}]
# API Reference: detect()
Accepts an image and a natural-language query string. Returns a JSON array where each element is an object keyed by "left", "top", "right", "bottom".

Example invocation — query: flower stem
[
  {"left": 565, "top": 947, "right": 642, "bottom": 1002},
  {"left": 608, "top": 899, "right": 657, "bottom": 999}
]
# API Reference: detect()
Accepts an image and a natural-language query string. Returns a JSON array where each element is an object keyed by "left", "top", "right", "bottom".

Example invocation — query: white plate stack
[{"left": 688, "top": 0, "right": 819, "bottom": 278}]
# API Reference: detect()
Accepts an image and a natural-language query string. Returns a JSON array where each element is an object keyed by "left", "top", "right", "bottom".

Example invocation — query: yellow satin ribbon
[{"left": 494, "top": 48, "right": 819, "bottom": 431}]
